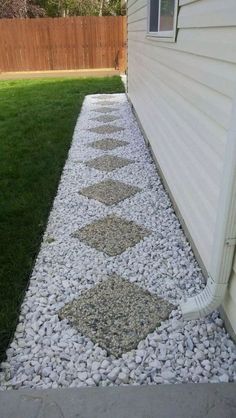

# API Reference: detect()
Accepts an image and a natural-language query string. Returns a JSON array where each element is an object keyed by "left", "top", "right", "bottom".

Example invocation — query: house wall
[
  {"left": 223, "top": 249, "right": 236, "bottom": 339},
  {"left": 127, "top": 0, "right": 236, "bottom": 335}
]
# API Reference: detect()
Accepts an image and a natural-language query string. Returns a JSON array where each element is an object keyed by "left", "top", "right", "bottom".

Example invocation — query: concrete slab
[
  {"left": 0, "top": 383, "right": 236, "bottom": 418},
  {"left": 0, "top": 69, "right": 120, "bottom": 80}
]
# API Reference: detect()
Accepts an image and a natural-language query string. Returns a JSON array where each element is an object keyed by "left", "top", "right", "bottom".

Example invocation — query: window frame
[{"left": 147, "top": 0, "right": 179, "bottom": 42}]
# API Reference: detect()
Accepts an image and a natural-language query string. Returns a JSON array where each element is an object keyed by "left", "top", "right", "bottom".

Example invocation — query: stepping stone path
[
  {"left": 59, "top": 276, "right": 174, "bottom": 357},
  {"left": 84, "top": 155, "right": 132, "bottom": 172},
  {"left": 88, "top": 125, "right": 124, "bottom": 135},
  {"left": 93, "top": 107, "right": 118, "bottom": 113},
  {"left": 1, "top": 93, "right": 235, "bottom": 391},
  {"left": 91, "top": 115, "right": 120, "bottom": 123},
  {"left": 79, "top": 179, "right": 141, "bottom": 206},
  {"left": 92, "top": 100, "right": 117, "bottom": 106},
  {"left": 96, "top": 95, "right": 118, "bottom": 99},
  {"left": 89, "top": 138, "right": 128, "bottom": 150},
  {"left": 72, "top": 215, "right": 150, "bottom": 256}
]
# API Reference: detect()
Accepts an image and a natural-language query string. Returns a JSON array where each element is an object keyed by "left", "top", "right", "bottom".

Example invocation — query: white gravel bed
[{"left": 0, "top": 93, "right": 235, "bottom": 390}]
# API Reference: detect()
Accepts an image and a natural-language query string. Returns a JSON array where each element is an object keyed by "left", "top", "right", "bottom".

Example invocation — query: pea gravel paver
[
  {"left": 84, "top": 155, "right": 132, "bottom": 172},
  {"left": 79, "top": 179, "right": 141, "bottom": 206},
  {"left": 0, "top": 93, "right": 235, "bottom": 391},
  {"left": 72, "top": 215, "right": 150, "bottom": 256},
  {"left": 88, "top": 125, "right": 124, "bottom": 135},
  {"left": 59, "top": 276, "right": 174, "bottom": 357},
  {"left": 95, "top": 95, "right": 117, "bottom": 99},
  {"left": 91, "top": 115, "right": 120, "bottom": 123},
  {"left": 89, "top": 139, "right": 128, "bottom": 151},
  {"left": 93, "top": 107, "right": 119, "bottom": 113},
  {"left": 93, "top": 100, "right": 119, "bottom": 106}
]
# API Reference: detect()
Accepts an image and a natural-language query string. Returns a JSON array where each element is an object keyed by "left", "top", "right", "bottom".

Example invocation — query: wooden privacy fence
[{"left": 0, "top": 16, "right": 127, "bottom": 73}]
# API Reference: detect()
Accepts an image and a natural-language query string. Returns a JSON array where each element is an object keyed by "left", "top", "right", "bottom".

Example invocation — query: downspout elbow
[
  {"left": 180, "top": 277, "right": 228, "bottom": 320},
  {"left": 181, "top": 92, "right": 236, "bottom": 322}
]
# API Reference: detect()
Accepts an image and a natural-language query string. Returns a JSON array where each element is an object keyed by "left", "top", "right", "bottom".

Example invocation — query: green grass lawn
[{"left": 0, "top": 76, "right": 124, "bottom": 362}]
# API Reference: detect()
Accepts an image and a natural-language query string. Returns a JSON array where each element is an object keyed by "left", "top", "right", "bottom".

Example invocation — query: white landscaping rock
[
  {"left": 93, "top": 373, "right": 101, "bottom": 385},
  {"left": 118, "top": 372, "right": 129, "bottom": 384},
  {"left": 0, "top": 93, "right": 235, "bottom": 390},
  {"left": 78, "top": 372, "right": 88, "bottom": 382},
  {"left": 107, "top": 367, "right": 120, "bottom": 382}
]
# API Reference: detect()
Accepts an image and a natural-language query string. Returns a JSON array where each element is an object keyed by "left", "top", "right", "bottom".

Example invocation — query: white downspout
[{"left": 181, "top": 95, "right": 236, "bottom": 320}]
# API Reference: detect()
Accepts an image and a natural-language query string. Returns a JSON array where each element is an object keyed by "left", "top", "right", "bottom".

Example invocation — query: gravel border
[{"left": 0, "top": 93, "right": 235, "bottom": 390}]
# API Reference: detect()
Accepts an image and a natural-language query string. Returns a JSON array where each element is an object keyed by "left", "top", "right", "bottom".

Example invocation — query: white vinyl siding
[
  {"left": 127, "top": 0, "right": 236, "bottom": 334},
  {"left": 178, "top": 0, "right": 236, "bottom": 28}
]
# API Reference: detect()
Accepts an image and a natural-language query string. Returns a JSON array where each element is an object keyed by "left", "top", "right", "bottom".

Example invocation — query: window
[{"left": 148, "top": 0, "right": 178, "bottom": 39}]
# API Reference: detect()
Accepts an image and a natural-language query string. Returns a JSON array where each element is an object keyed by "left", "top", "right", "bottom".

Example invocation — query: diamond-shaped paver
[
  {"left": 89, "top": 139, "right": 128, "bottom": 151},
  {"left": 79, "top": 179, "right": 141, "bottom": 206},
  {"left": 88, "top": 125, "right": 124, "bottom": 135},
  {"left": 93, "top": 107, "right": 119, "bottom": 113},
  {"left": 85, "top": 155, "right": 132, "bottom": 172},
  {"left": 94, "top": 100, "right": 118, "bottom": 106},
  {"left": 95, "top": 95, "right": 115, "bottom": 100},
  {"left": 72, "top": 215, "right": 150, "bottom": 256},
  {"left": 59, "top": 275, "right": 174, "bottom": 357},
  {"left": 91, "top": 115, "right": 120, "bottom": 123}
]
